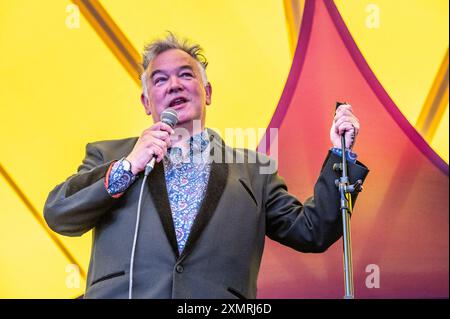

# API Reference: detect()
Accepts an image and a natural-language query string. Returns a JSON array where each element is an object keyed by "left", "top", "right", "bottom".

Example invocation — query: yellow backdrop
[{"left": 0, "top": 0, "right": 447, "bottom": 298}]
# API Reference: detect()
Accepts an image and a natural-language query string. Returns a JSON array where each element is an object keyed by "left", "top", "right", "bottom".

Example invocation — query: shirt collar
[{"left": 165, "top": 129, "right": 210, "bottom": 164}]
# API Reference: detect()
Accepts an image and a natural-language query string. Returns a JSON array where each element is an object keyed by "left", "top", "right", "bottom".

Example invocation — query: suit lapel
[
  {"left": 179, "top": 133, "right": 229, "bottom": 261},
  {"left": 147, "top": 130, "right": 229, "bottom": 261},
  {"left": 147, "top": 161, "right": 180, "bottom": 259}
]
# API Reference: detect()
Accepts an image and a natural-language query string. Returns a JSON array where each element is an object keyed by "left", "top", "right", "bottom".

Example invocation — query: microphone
[
  {"left": 144, "top": 108, "right": 178, "bottom": 176},
  {"left": 160, "top": 107, "right": 178, "bottom": 128}
]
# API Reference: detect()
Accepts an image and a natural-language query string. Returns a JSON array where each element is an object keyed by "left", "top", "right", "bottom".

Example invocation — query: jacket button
[{"left": 176, "top": 265, "right": 184, "bottom": 273}]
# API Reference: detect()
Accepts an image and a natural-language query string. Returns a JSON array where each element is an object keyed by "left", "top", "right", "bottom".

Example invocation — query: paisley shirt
[
  {"left": 163, "top": 130, "right": 211, "bottom": 253},
  {"left": 105, "top": 130, "right": 211, "bottom": 254}
]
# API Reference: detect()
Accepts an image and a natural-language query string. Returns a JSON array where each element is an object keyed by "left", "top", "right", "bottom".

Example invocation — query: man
[{"left": 44, "top": 33, "right": 369, "bottom": 299}]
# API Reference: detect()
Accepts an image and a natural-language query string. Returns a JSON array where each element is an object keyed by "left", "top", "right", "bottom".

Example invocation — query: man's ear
[
  {"left": 205, "top": 83, "right": 212, "bottom": 105},
  {"left": 141, "top": 93, "right": 151, "bottom": 115}
]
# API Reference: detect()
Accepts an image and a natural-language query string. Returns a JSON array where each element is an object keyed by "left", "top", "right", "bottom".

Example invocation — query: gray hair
[{"left": 140, "top": 32, "right": 209, "bottom": 97}]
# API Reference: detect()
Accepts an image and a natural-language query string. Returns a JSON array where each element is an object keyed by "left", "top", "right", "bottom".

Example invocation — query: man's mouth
[{"left": 168, "top": 97, "right": 189, "bottom": 108}]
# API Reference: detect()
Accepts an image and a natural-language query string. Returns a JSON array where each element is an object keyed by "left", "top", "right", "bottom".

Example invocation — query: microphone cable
[
  {"left": 128, "top": 108, "right": 177, "bottom": 299},
  {"left": 128, "top": 157, "right": 156, "bottom": 299}
]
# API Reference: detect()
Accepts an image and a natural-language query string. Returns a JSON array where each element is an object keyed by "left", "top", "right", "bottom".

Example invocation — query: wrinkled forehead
[{"left": 148, "top": 49, "right": 199, "bottom": 75}]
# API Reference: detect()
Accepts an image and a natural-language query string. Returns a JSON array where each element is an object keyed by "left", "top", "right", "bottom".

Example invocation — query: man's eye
[
  {"left": 154, "top": 78, "right": 166, "bottom": 84},
  {"left": 181, "top": 73, "right": 193, "bottom": 78}
]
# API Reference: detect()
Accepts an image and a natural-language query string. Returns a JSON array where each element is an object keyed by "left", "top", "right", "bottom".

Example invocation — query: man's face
[{"left": 141, "top": 49, "right": 212, "bottom": 127}]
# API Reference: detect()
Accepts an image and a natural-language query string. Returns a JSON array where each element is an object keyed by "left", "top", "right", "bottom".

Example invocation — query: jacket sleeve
[
  {"left": 264, "top": 151, "right": 369, "bottom": 253},
  {"left": 43, "top": 143, "right": 118, "bottom": 237}
]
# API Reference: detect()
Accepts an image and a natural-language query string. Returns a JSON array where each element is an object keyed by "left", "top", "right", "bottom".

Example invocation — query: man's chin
[{"left": 174, "top": 117, "right": 204, "bottom": 132}]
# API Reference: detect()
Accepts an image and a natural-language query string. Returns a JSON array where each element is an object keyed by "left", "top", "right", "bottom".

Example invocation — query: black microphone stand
[{"left": 333, "top": 102, "right": 363, "bottom": 299}]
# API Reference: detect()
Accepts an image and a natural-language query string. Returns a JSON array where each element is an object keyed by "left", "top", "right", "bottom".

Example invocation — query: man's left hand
[{"left": 330, "top": 103, "right": 360, "bottom": 150}]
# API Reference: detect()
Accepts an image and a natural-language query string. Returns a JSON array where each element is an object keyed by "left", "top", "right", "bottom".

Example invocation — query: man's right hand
[{"left": 126, "top": 122, "right": 174, "bottom": 175}]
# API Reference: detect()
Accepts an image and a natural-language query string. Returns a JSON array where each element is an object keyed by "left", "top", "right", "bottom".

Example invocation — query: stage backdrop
[{"left": 0, "top": 0, "right": 448, "bottom": 298}]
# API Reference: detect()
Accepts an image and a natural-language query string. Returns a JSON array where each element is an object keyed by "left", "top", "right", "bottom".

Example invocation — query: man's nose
[{"left": 168, "top": 76, "right": 183, "bottom": 93}]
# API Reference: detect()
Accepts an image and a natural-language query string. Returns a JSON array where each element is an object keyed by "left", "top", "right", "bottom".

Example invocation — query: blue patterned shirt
[
  {"left": 105, "top": 130, "right": 210, "bottom": 253},
  {"left": 330, "top": 147, "right": 358, "bottom": 163},
  {"left": 164, "top": 131, "right": 210, "bottom": 253}
]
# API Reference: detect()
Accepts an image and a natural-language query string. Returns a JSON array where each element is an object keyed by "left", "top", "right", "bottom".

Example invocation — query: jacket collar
[{"left": 147, "top": 128, "right": 229, "bottom": 260}]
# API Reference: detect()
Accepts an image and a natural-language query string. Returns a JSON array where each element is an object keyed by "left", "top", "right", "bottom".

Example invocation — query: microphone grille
[{"left": 161, "top": 108, "right": 178, "bottom": 128}]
